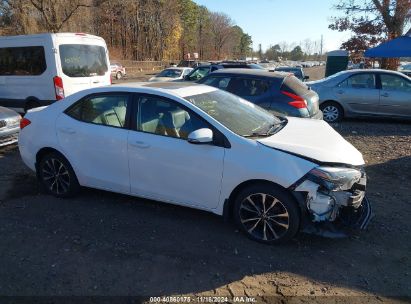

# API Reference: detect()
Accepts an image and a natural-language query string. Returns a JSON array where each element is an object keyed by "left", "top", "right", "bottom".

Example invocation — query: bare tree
[{"left": 209, "top": 12, "right": 234, "bottom": 59}]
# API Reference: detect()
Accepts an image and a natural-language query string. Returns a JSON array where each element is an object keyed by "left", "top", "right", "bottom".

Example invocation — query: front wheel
[
  {"left": 320, "top": 102, "right": 343, "bottom": 123},
  {"left": 116, "top": 72, "right": 122, "bottom": 80},
  {"left": 233, "top": 184, "right": 300, "bottom": 244},
  {"left": 37, "top": 152, "right": 80, "bottom": 198}
]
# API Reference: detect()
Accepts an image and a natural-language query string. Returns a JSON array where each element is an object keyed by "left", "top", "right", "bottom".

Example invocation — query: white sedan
[
  {"left": 18, "top": 83, "right": 372, "bottom": 244},
  {"left": 149, "top": 67, "right": 193, "bottom": 82}
]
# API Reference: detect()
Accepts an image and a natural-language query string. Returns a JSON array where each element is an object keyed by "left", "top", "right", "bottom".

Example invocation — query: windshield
[
  {"left": 157, "top": 69, "right": 183, "bottom": 78},
  {"left": 59, "top": 44, "right": 108, "bottom": 77},
  {"left": 184, "top": 89, "right": 282, "bottom": 137},
  {"left": 249, "top": 63, "right": 265, "bottom": 70}
]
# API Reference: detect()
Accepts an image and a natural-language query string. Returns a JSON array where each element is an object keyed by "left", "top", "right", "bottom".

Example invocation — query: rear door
[
  {"left": 56, "top": 39, "right": 110, "bottom": 97},
  {"left": 225, "top": 76, "right": 274, "bottom": 109},
  {"left": 378, "top": 73, "right": 411, "bottom": 116},
  {"left": 56, "top": 92, "right": 131, "bottom": 193},
  {"left": 334, "top": 73, "right": 379, "bottom": 114}
]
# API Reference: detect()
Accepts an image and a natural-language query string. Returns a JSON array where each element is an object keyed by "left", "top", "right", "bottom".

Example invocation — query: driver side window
[{"left": 137, "top": 96, "right": 209, "bottom": 140}]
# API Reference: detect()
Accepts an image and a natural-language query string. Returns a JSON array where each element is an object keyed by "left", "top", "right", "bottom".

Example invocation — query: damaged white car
[{"left": 18, "top": 83, "right": 372, "bottom": 244}]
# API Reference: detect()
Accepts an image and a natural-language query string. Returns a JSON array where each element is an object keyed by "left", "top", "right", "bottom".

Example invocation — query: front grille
[{"left": 0, "top": 132, "right": 18, "bottom": 146}]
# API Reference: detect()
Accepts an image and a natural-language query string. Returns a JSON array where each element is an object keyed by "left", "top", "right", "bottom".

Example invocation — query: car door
[
  {"left": 56, "top": 92, "right": 131, "bottom": 193},
  {"left": 378, "top": 73, "right": 411, "bottom": 116},
  {"left": 128, "top": 94, "right": 225, "bottom": 209},
  {"left": 335, "top": 73, "right": 380, "bottom": 114}
]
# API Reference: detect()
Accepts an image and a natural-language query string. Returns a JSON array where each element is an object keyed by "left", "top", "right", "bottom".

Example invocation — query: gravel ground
[{"left": 0, "top": 120, "right": 410, "bottom": 303}]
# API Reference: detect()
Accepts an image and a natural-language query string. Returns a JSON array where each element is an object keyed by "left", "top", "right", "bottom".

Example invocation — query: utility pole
[{"left": 320, "top": 35, "right": 324, "bottom": 57}]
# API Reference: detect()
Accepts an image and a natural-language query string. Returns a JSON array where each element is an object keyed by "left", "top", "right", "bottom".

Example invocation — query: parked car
[
  {"left": 273, "top": 66, "right": 309, "bottom": 81},
  {"left": 0, "top": 106, "right": 20, "bottom": 147},
  {"left": 198, "top": 69, "right": 323, "bottom": 119},
  {"left": 0, "top": 33, "right": 111, "bottom": 113},
  {"left": 149, "top": 67, "right": 193, "bottom": 82},
  {"left": 18, "top": 82, "right": 371, "bottom": 244},
  {"left": 398, "top": 63, "right": 411, "bottom": 77},
  {"left": 183, "top": 62, "right": 265, "bottom": 82},
  {"left": 308, "top": 69, "right": 411, "bottom": 122},
  {"left": 110, "top": 63, "right": 126, "bottom": 80},
  {"left": 177, "top": 60, "right": 200, "bottom": 68}
]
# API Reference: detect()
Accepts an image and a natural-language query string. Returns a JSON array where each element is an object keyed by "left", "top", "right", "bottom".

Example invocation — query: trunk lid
[{"left": 281, "top": 75, "right": 320, "bottom": 117}]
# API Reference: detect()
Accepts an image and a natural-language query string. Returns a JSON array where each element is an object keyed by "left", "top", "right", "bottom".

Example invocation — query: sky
[{"left": 193, "top": 0, "right": 352, "bottom": 53}]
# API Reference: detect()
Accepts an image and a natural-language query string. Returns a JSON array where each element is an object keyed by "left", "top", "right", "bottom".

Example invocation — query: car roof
[
  {"left": 112, "top": 81, "right": 217, "bottom": 98},
  {"left": 343, "top": 69, "right": 407, "bottom": 76},
  {"left": 163, "top": 67, "right": 191, "bottom": 70},
  {"left": 209, "top": 68, "right": 290, "bottom": 79}
]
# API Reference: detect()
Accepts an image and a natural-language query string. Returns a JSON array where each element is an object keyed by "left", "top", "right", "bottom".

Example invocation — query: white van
[{"left": 0, "top": 33, "right": 111, "bottom": 112}]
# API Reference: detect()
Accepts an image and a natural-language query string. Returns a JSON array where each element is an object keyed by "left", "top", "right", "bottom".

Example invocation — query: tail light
[
  {"left": 53, "top": 76, "right": 65, "bottom": 100},
  {"left": 281, "top": 91, "right": 307, "bottom": 109},
  {"left": 20, "top": 118, "right": 31, "bottom": 130},
  {"left": 110, "top": 74, "right": 112, "bottom": 85}
]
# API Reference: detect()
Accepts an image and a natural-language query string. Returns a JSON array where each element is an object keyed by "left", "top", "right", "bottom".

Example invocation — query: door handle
[
  {"left": 129, "top": 141, "right": 150, "bottom": 149},
  {"left": 58, "top": 127, "right": 76, "bottom": 134},
  {"left": 381, "top": 92, "right": 389, "bottom": 97},
  {"left": 337, "top": 90, "right": 344, "bottom": 94},
  {"left": 92, "top": 81, "right": 100, "bottom": 84}
]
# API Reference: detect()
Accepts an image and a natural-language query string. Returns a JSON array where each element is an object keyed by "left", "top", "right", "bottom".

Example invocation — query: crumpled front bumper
[{"left": 292, "top": 169, "right": 373, "bottom": 238}]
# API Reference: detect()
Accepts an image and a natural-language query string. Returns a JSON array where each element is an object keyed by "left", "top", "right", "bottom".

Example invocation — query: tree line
[{"left": 0, "top": 0, "right": 253, "bottom": 61}]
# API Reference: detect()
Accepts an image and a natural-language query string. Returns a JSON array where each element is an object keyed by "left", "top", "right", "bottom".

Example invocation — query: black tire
[
  {"left": 37, "top": 152, "right": 80, "bottom": 198},
  {"left": 233, "top": 184, "right": 300, "bottom": 244},
  {"left": 116, "top": 71, "right": 122, "bottom": 80},
  {"left": 320, "top": 101, "right": 343, "bottom": 123}
]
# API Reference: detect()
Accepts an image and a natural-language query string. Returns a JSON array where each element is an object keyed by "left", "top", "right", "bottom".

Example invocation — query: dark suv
[
  {"left": 183, "top": 62, "right": 265, "bottom": 82},
  {"left": 198, "top": 69, "right": 323, "bottom": 119}
]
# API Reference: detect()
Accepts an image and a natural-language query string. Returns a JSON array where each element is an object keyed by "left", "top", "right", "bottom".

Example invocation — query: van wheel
[
  {"left": 233, "top": 184, "right": 300, "bottom": 244},
  {"left": 320, "top": 102, "right": 343, "bottom": 123},
  {"left": 116, "top": 72, "right": 122, "bottom": 80},
  {"left": 37, "top": 152, "right": 80, "bottom": 198},
  {"left": 24, "top": 100, "right": 40, "bottom": 113}
]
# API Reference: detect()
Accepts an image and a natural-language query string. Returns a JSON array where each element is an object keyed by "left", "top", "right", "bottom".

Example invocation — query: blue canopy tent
[{"left": 365, "top": 35, "right": 411, "bottom": 58}]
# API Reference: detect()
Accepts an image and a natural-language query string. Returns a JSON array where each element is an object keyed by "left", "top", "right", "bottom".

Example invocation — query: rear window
[
  {"left": 59, "top": 44, "right": 108, "bottom": 77},
  {"left": 281, "top": 75, "right": 309, "bottom": 96},
  {"left": 226, "top": 77, "right": 271, "bottom": 96},
  {"left": 0, "top": 46, "right": 46, "bottom": 76}
]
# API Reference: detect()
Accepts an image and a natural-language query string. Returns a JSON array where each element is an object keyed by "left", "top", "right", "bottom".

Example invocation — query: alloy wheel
[
  {"left": 322, "top": 105, "right": 340, "bottom": 122},
  {"left": 41, "top": 158, "right": 71, "bottom": 195},
  {"left": 239, "top": 193, "right": 290, "bottom": 241}
]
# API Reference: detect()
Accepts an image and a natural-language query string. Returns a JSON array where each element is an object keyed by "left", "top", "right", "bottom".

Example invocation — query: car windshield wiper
[{"left": 243, "top": 121, "right": 286, "bottom": 138}]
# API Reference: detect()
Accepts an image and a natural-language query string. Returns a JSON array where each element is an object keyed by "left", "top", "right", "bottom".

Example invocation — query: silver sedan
[
  {"left": 308, "top": 69, "right": 411, "bottom": 122},
  {"left": 0, "top": 107, "right": 21, "bottom": 147}
]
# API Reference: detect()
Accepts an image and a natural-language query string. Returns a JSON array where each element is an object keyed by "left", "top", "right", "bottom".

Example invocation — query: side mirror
[
  {"left": 187, "top": 128, "right": 213, "bottom": 144},
  {"left": 304, "top": 75, "right": 310, "bottom": 81}
]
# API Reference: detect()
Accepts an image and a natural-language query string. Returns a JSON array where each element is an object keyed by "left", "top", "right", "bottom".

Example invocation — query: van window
[
  {"left": 59, "top": 44, "right": 108, "bottom": 78},
  {"left": 0, "top": 46, "right": 46, "bottom": 76}
]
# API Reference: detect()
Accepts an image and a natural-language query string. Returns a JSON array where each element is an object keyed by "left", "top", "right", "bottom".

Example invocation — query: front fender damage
[{"left": 292, "top": 173, "right": 373, "bottom": 238}]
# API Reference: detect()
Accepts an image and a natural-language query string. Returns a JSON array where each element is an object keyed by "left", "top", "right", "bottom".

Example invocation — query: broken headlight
[{"left": 307, "top": 166, "right": 362, "bottom": 191}]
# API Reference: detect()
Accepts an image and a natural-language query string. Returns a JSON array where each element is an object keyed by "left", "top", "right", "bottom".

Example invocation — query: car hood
[{"left": 257, "top": 117, "right": 365, "bottom": 166}]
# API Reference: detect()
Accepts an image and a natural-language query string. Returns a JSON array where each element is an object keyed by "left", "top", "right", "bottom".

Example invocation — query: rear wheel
[
  {"left": 37, "top": 152, "right": 79, "bottom": 198},
  {"left": 233, "top": 184, "right": 300, "bottom": 244},
  {"left": 116, "top": 71, "right": 122, "bottom": 80},
  {"left": 320, "top": 101, "right": 343, "bottom": 123}
]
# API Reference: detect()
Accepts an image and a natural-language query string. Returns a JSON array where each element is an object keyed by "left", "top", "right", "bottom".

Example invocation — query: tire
[
  {"left": 320, "top": 101, "right": 343, "bottom": 123},
  {"left": 116, "top": 71, "right": 122, "bottom": 80},
  {"left": 37, "top": 152, "right": 80, "bottom": 198},
  {"left": 233, "top": 184, "right": 300, "bottom": 244}
]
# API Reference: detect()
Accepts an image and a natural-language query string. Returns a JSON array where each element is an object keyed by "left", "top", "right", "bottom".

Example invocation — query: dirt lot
[{"left": 0, "top": 119, "right": 410, "bottom": 303}]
